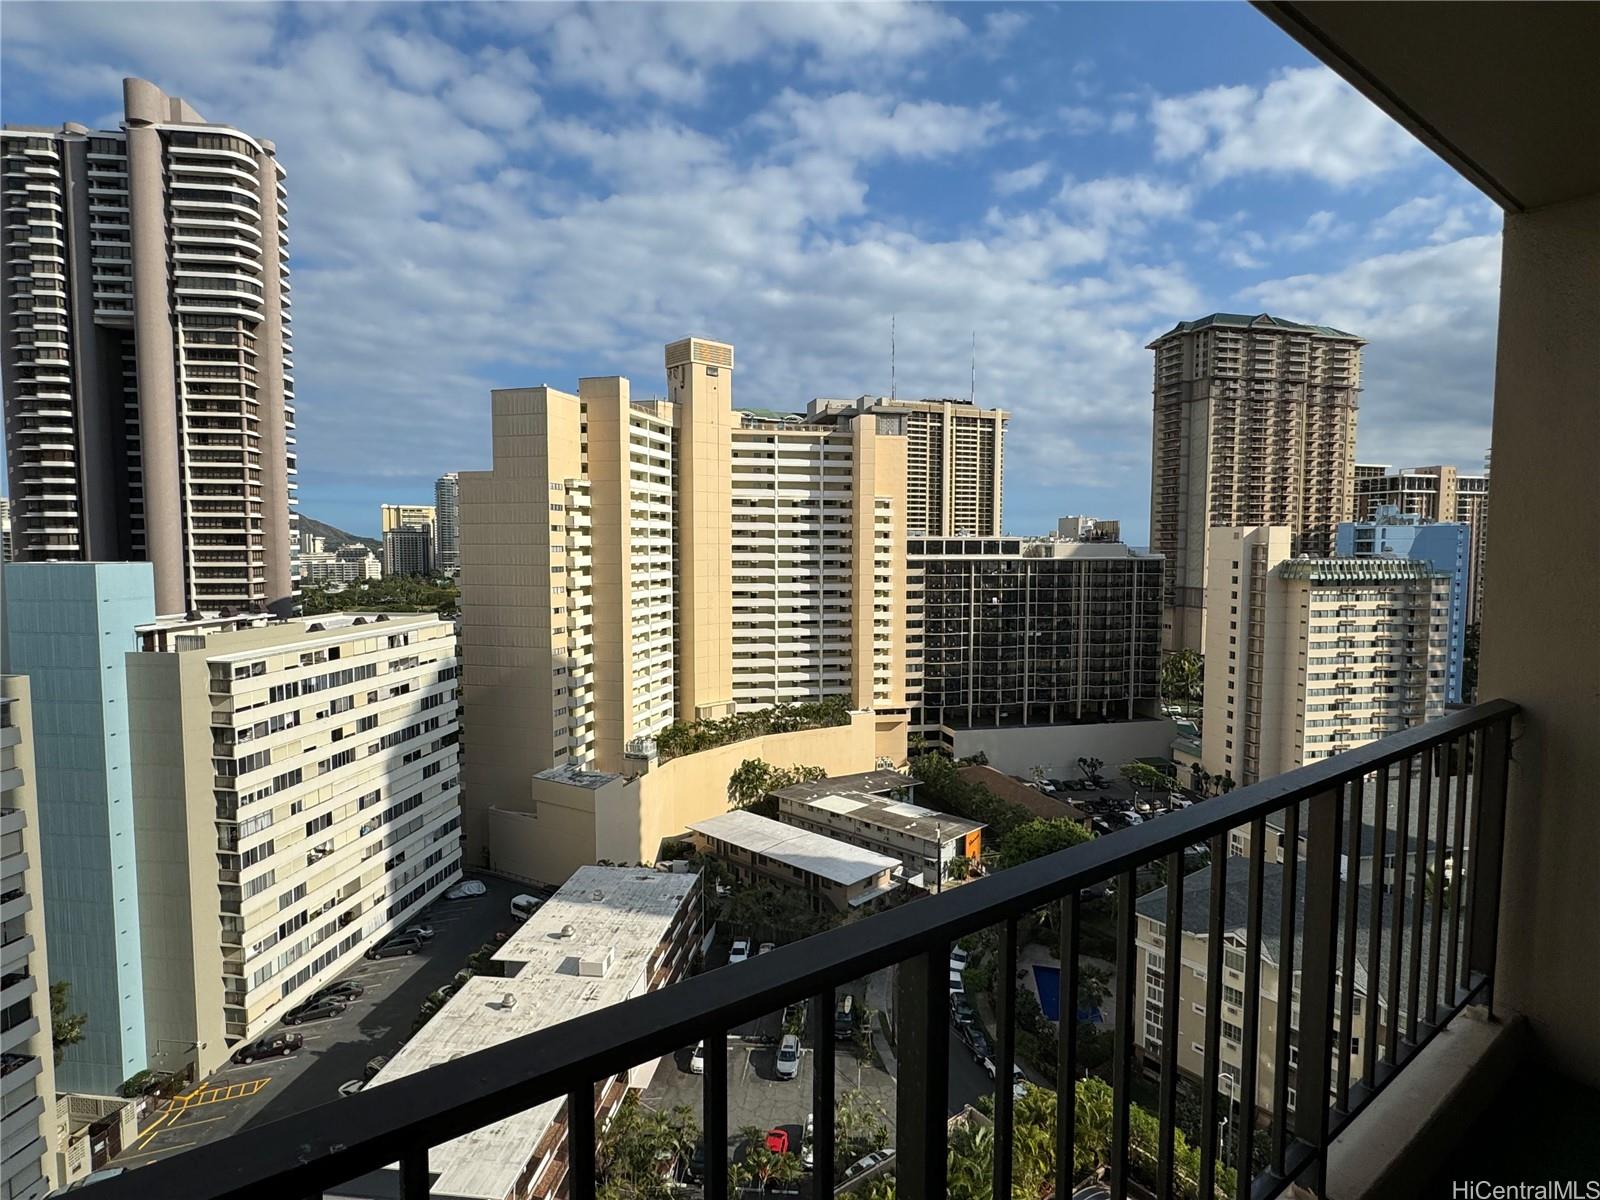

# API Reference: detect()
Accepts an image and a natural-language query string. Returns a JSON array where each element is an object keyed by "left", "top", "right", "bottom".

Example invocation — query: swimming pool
[{"left": 1033, "top": 964, "right": 1061, "bottom": 1021}]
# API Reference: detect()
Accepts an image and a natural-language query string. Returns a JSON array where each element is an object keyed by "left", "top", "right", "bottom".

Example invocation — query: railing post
[
  {"left": 566, "top": 1083, "right": 595, "bottom": 1200},
  {"left": 1056, "top": 892, "right": 1081, "bottom": 1200},
  {"left": 1295, "top": 787, "right": 1343, "bottom": 1195},
  {"left": 704, "top": 1032, "right": 728, "bottom": 1200},
  {"left": 1236, "top": 819, "right": 1266, "bottom": 1200},
  {"left": 811, "top": 987, "right": 836, "bottom": 1195},
  {"left": 1467, "top": 717, "right": 1513, "bottom": 1016},
  {"left": 1157, "top": 850, "right": 1183, "bottom": 1200},
  {"left": 398, "top": 1147, "right": 430, "bottom": 1200},
  {"left": 895, "top": 946, "right": 949, "bottom": 1199},
  {"left": 1197, "top": 838, "right": 1228, "bottom": 1200},
  {"left": 993, "top": 918, "right": 1018, "bottom": 1200},
  {"left": 1110, "top": 868, "right": 1137, "bottom": 1200}
]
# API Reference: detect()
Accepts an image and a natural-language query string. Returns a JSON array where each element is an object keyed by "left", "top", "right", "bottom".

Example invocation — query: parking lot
[{"left": 113, "top": 873, "right": 534, "bottom": 1169}]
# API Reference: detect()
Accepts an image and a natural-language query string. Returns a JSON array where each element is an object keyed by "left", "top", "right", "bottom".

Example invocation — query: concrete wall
[
  {"left": 944, "top": 716, "right": 1177, "bottom": 780},
  {"left": 487, "top": 711, "right": 880, "bottom": 885},
  {"left": 1480, "top": 192, "right": 1600, "bottom": 1084}
]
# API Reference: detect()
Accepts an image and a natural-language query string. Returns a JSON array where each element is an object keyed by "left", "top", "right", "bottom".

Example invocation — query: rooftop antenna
[
  {"left": 891, "top": 314, "right": 897, "bottom": 401},
  {"left": 970, "top": 331, "right": 976, "bottom": 405}
]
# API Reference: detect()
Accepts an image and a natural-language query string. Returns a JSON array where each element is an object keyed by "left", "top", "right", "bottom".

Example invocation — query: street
[{"left": 112, "top": 873, "right": 531, "bottom": 1169}]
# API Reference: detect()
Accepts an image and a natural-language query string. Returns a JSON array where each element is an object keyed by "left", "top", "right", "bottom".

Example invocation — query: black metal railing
[{"left": 84, "top": 700, "right": 1517, "bottom": 1200}]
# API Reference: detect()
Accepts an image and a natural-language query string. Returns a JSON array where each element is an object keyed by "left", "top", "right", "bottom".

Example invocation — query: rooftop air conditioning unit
[
  {"left": 576, "top": 947, "right": 616, "bottom": 978},
  {"left": 501, "top": 992, "right": 517, "bottom": 1010}
]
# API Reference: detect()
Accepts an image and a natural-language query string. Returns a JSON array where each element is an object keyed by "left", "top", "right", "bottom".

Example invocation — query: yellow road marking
[{"left": 131, "top": 1077, "right": 270, "bottom": 1150}]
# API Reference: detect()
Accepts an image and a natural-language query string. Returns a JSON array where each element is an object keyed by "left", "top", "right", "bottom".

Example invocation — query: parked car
[
  {"left": 283, "top": 997, "right": 347, "bottom": 1025},
  {"left": 764, "top": 1128, "right": 790, "bottom": 1155},
  {"left": 959, "top": 1022, "right": 991, "bottom": 1062},
  {"left": 685, "top": 1141, "right": 705, "bottom": 1184},
  {"left": 844, "top": 1150, "right": 893, "bottom": 1180},
  {"left": 757, "top": 941, "right": 776, "bottom": 956},
  {"left": 231, "top": 1031, "right": 303, "bottom": 1065},
  {"left": 403, "top": 923, "right": 435, "bottom": 942},
  {"left": 801, "top": 1113, "right": 815, "bottom": 1169},
  {"left": 834, "top": 993, "right": 855, "bottom": 1037},
  {"left": 445, "top": 879, "right": 486, "bottom": 900},
  {"left": 950, "top": 993, "right": 976, "bottom": 1027},
  {"left": 510, "top": 894, "right": 542, "bottom": 920},
  {"left": 949, "top": 946, "right": 970, "bottom": 973},
  {"left": 775, "top": 1034, "right": 802, "bottom": 1080},
  {"left": 728, "top": 938, "right": 752, "bottom": 965},
  {"left": 689, "top": 1041, "right": 705, "bottom": 1075},
  {"left": 984, "top": 1058, "right": 1028, "bottom": 1100},
  {"left": 363, "top": 1055, "right": 389, "bottom": 1081},
  {"left": 948, "top": 970, "right": 965, "bottom": 995},
  {"left": 337, "top": 1080, "right": 365, "bottom": 1097},
  {"left": 366, "top": 935, "right": 423, "bottom": 960},
  {"left": 311, "top": 980, "right": 365, "bottom": 1004}
]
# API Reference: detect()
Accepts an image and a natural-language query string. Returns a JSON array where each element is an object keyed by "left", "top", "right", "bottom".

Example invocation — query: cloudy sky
[{"left": 1, "top": 1, "right": 1501, "bottom": 539}]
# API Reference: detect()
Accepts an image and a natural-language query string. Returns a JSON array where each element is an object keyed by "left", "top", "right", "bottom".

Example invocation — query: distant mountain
[{"left": 299, "top": 514, "right": 380, "bottom": 552}]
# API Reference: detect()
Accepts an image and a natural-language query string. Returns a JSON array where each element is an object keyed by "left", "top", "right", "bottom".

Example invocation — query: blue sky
[{"left": 1, "top": 2, "right": 1501, "bottom": 539}]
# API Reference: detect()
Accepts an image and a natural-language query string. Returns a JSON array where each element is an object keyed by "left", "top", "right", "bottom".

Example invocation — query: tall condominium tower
[
  {"left": 459, "top": 338, "right": 909, "bottom": 865},
  {"left": 1354, "top": 463, "right": 1490, "bottom": 624},
  {"left": 1148, "top": 314, "right": 1363, "bottom": 653},
  {"left": 1, "top": 79, "right": 296, "bottom": 617},
  {"left": 434, "top": 472, "right": 460, "bottom": 572},
  {"left": 807, "top": 396, "right": 1007, "bottom": 536},
  {"left": 1201, "top": 526, "right": 1448, "bottom": 786}
]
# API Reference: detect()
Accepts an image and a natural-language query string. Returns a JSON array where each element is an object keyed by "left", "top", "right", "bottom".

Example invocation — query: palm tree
[
  {"left": 1161, "top": 649, "right": 1204, "bottom": 717},
  {"left": 947, "top": 1124, "right": 994, "bottom": 1200}
]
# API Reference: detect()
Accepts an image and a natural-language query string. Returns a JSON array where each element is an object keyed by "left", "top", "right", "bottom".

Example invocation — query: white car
[
  {"left": 510, "top": 894, "right": 542, "bottom": 920},
  {"left": 775, "top": 1034, "right": 801, "bottom": 1080},
  {"left": 801, "top": 1113, "right": 815, "bottom": 1169},
  {"left": 728, "top": 938, "right": 752, "bottom": 965},
  {"left": 984, "top": 1058, "right": 1028, "bottom": 1100},
  {"left": 948, "top": 970, "right": 965, "bottom": 995},
  {"left": 445, "top": 880, "right": 486, "bottom": 900},
  {"left": 758, "top": 941, "right": 776, "bottom": 956},
  {"left": 689, "top": 1041, "right": 705, "bottom": 1075},
  {"left": 949, "top": 946, "right": 971, "bottom": 973},
  {"left": 844, "top": 1150, "right": 893, "bottom": 1180}
]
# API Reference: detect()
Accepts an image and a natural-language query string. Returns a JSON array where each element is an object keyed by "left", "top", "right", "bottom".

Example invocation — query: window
[
  {"left": 243, "top": 869, "right": 276, "bottom": 899},
  {"left": 240, "top": 839, "right": 274, "bottom": 868},
  {"left": 1222, "top": 1020, "right": 1244, "bottom": 1045}
]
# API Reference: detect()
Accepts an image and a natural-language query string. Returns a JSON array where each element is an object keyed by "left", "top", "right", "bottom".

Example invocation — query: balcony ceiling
[{"left": 1256, "top": 1, "right": 1600, "bottom": 212}]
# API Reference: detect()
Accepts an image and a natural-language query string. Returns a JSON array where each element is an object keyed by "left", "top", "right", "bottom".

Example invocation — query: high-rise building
[
  {"left": 459, "top": 338, "right": 909, "bottom": 863},
  {"left": 1354, "top": 463, "right": 1490, "bottom": 624},
  {"left": 1201, "top": 526, "right": 1449, "bottom": 786},
  {"left": 382, "top": 525, "right": 433, "bottom": 577},
  {"left": 1, "top": 79, "right": 296, "bottom": 618},
  {"left": 299, "top": 547, "right": 381, "bottom": 586},
  {"left": 1, "top": 677, "right": 61, "bottom": 1200},
  {"left": 434, "top": 473, "right": 460, "bottom": 573},
  {"left": 1, "top": 496, "right": 12, "bottom": 562},
  {"left": 1148, "top": 314, "right": 1364, "bottom": 653},
  {"left": 806, "top": 396, "right": 1007, "bottom": 536},
  {"left": 1057, "top": 515, "right": 1122, "bottom": 542},
  {"left": 1337, "top": 507, "right": 1471, "bottom": 703},
  {"left": 126, "top": 612, "right": 461, "bottom": 1077},
  {"left": 909, "top": 535, "right": 1163, "bottom": 732},
  {"left": 379, "top": 504, "right": 435, "bottom": 539},
  {"left": 0, "top": 562, "right": 156, "bottom": 1093}
]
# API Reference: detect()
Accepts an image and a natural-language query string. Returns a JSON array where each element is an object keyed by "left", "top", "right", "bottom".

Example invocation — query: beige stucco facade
[
  {"left": 1202, "top": 526, "right": 1449, "bottom": 786},
  {"left": 485, "top": 710, "right": 883, "bottom": 885},
  {"left": 126, "top": 613, "right": 462, "bottom": 1077}
]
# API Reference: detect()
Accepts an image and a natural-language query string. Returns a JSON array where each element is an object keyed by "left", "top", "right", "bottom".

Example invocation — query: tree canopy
[
  {"left": 299, "top": 574, "right": 459, "bottom": 619},
  {"left": 995, "top": 817, "right": 1092, "bottom": 872}
]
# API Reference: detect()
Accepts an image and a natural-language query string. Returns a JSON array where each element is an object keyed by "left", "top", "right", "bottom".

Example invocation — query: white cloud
[
  {"left": 1057, "top": 174, "right": 1193, "bottom": 227},
  {"left": 1242, "top": 236, "right": 1500, "bottom": 467},
  {"left": 1151, "top": 66, "right": 1423, "bottom": 186},
  {"left": 992, "top": 160, "right": 1051, "bottom": 196},
  {"left": 761, "top": 90, "right": 1005, "bottom": 162}
]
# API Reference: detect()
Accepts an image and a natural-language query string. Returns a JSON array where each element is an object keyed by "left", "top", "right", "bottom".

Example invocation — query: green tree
[
  {"left": 835, "top": 1088, "right": 891, "bottom": 1166},
  {"left": 947, "top": 1123, "right": 994, "bottom": 1200},
  {"left": 50, "top": 981, "right": 87, "bottom": 1066},
  {"left": 1076, "top": 756, "right": 1105, "bottom": 783},
  {"left": 299, "top": 574, "right": 459, "bottom": 619},
  {"left": 1121, "top": 761, "right": 1172, "bottom": 793},
  {"left": 727, "top": 758, "right": 775, "bottom": 814},
  {"left": 597, "top": 1095, "right": 699, "bottom": 1198},
  {"left": 1161, "top": 649, "right": 1205, "bottom": 716},
  {"left": 995, "top": 817, "right": 1092, "bottom": 872}
]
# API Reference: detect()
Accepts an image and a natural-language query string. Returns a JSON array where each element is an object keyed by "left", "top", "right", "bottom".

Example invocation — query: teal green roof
[{"left": 1152, "top": 313, "right": 1364, "bottom": 342}]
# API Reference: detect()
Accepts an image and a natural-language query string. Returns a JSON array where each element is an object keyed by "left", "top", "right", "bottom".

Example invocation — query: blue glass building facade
[
  {"left": 0, "top": 562, "right": 156, "bottom": 1092},
  {"left": 1336, "top": 507, "right": 1470, "bottom": 704}
]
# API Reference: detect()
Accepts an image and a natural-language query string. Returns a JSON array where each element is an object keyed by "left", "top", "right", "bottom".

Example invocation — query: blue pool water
[{"left": 1033, "top": 964, "right": 1062, "bottom": 1021}]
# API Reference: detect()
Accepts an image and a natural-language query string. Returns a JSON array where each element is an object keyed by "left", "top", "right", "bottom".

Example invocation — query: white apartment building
[
  {"left": 1202, "top": 527, "right": 1449, "bottom": 786},
  {"left": 434, "top": 474, "right": 460, "bottom": 573},
  {"left": 1355, "top": 463, "right": 1491, "bottom": 624},
  {"left": 1, "top": 680, "right": 59, "bottom": 1200},
  {"left": 126, "top": 612, "right": 462, "bottom": 1076},
  {"left": 362, "top": 866, "right": 701, "bottom": 1200},
  {"left": 299, "top": 550, "right": 381, "bottom": 587}
]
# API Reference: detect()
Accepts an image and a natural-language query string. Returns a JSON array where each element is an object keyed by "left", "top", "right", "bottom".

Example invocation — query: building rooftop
[
  {"left": 368, "top": 866, "right": 698, "bottom": 1200},
  {"left": 134, "top": 611, "right": 446, "bottom": 657},
  {"left": 1147, "top": 312, "right": 1365, "bottom": 344},
  {"left": 533, "top": 762, "right": 623, "bottom": 790},
  {"left": 772, "top": 772, "right": 984, "bottom": 841},
  {"left": 688, "top": 810, "right": 902, "bottom": 886},
  {"left": 956, "top": 765, "right": 1090, "bottom": 824}
]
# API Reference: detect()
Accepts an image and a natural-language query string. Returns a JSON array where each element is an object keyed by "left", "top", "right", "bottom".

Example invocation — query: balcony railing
[{"left": 84, "top": 699, "right": 1517, "bottom": 1200}]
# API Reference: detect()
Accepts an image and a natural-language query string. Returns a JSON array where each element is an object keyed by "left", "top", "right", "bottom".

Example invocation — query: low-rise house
[{"left": 687, "top": 810, "right": 902, "bottom": 913}]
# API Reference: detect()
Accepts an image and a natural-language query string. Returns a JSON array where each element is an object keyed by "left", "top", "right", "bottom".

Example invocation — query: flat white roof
[
  {"left": 367, "top": 866, "right": 698, "bottom": 1200},
  {"left": 688, "top": 810, "right": 901, "bottom": 886},
  {"left": 810, "top": 795, "right": 868, "bottom": 815}
]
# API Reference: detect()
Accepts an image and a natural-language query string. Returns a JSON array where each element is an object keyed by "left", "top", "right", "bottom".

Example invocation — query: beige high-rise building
[
  {"left": 1, "top": 79, "right": 295, "bottom": 618},
  {"left": 459, "top": 338, "right": 909, "bottom": 866},
  {"left": 1355, "top": 463, "right": 1490, "bottom": 624},
  {"left": 807, "top": 396, "right": 1007, "bottom": 536},
  {"left": 1, "top": 678, "right": 61, "bottom": 1200},
  {"left": 1149, "top": 314, "right": 1363, "bottom": 653},
  {"left": 126, "top": 612, "right": 461, "bottom": 1077},
  {"left": 380, "top": 504, "right": 436, "bottom": 537},
  {"left": 1201, "top": 526, "right": 1449, "bottom": 786}
]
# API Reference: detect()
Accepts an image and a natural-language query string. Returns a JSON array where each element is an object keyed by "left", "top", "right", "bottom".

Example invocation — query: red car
[{"left": 764, "top": 1128, "right": 789, "bottom": 1155}]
